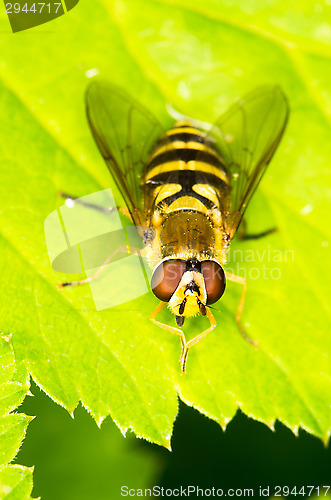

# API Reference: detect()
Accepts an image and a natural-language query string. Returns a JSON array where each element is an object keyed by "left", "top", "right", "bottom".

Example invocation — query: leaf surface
[{"left": 0, "top": 0, "right": 330, "bottom": 446}]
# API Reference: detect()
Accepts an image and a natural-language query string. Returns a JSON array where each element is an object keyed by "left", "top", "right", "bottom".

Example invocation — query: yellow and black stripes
[{"left": 145, "top": 121, "right": 229, "bottom": 212}]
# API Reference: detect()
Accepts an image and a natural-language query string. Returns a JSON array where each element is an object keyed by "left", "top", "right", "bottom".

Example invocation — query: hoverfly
[{"left": 59, "top": 82, "right": 289, "bottom": 374}]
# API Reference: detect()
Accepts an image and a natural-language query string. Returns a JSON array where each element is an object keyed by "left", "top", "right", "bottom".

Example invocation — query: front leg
[
  {"left": 149, "top": 302, "right": 187, "bottom": 373},
  {"left": 180, "top": 308, "right": 217, "bottom": 374}
]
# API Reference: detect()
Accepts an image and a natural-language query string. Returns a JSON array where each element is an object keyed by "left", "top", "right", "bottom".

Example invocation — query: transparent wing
[
  {"left": 86, "top": 81, "right": 166, "bottom": 226},
  {"left": 208, "top": 86, "right": 289, "bottom": 239}
]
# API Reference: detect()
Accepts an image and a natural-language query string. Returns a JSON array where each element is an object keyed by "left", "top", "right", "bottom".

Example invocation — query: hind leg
[{"left": 225, "top": 272, "right": 258, "bottom": 347}]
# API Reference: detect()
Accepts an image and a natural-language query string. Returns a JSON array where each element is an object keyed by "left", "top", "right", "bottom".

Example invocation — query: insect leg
[
  {"left": 57, "top": 245, "right": 140, "bottom": 289},
  {"left": 58, "top": 192, "right": 133, "bottom": 222},
  {"left": 149, "top": 302, "right": 187, "bottom": 370},
  {"left": 242, "top": 228, "right": 278, "bottom": 240},
  {"left": 238, "top": 219, "right": 278, "bottom": 240},
  {"left": 58, "top": 192, "right": 115, "bottom": 215},
  {"left": 225, "top": 272, "right": 258, "bottom": 346},
  {"left": 180, "top": 308, "right": 217, "bottom": 374}
]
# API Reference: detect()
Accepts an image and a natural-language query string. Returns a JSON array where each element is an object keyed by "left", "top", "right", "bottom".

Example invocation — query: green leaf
[
  {"left": 0, "top": 336, "right": 27, "bottom": 417},
  {"left": 0, "top": 0, "right": 330, "bottom": 448},
  {"left": 16, "top": 382, "right": 164, "bottom": 500},
  {"left": 0, "top": 337, "right": 34, "bottom": 500},
  {"left": 0, "top": 465, "right": 34, "bottom": 500}
]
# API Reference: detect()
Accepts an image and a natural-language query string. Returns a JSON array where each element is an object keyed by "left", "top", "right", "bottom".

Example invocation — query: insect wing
[
  {"left": 208, "top": 86, "right": 289, "bottom": 238},
  {"left": 86, "top": 81, "right": 165, "bottom": 226}
]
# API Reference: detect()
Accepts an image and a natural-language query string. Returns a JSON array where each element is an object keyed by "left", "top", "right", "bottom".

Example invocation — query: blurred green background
[{"left": 17, "top": 382, "right": 331, "bottom": 499}]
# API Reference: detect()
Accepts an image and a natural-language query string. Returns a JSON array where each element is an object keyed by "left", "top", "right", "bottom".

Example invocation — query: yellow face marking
[
  {"left": 170, "top": 285, "right": 200, "bottom": 318},
  {"left": 169, "top": 271, "right": 207, "bottom": 318},
  {"left": 145, "top": 161, "right": 228, "bottom": 183},
  {"left": 183, "top": 294, "right": 200, "bottom": 317}
]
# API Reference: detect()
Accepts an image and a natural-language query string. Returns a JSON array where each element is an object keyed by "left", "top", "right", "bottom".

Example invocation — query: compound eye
[
  {"left": 201, "top": 261, "right": 226, "bottom": 305},
  {"left": 151, "top": 260, "right": 186, "bottom": 302}
]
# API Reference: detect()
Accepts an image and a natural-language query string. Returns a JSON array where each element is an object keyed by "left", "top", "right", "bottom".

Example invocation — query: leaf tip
[
  {"left": 266, "top": 420, "right": 276, "bottom": 432},
  {"left": 96, "top": 416, "right": 105, "bottom": 428},
  {"left": 322, "top": 432, "right": 330, "bottom": 447},
  {"left": 164, "top": 436, "right": 172, "bottom": 451}
]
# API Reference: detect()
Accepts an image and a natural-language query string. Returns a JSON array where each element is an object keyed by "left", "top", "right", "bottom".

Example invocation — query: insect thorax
[
  {"left": 160, "top": 210, "right": 215, "bottom": 259},
  {"left": 143, "top": 208, "right": 227, "bottom": 270}
]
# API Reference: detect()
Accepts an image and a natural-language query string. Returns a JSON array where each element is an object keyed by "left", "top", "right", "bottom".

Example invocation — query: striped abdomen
[{"left": 144, "top": 121, "right": 230, "bottom": 264}]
